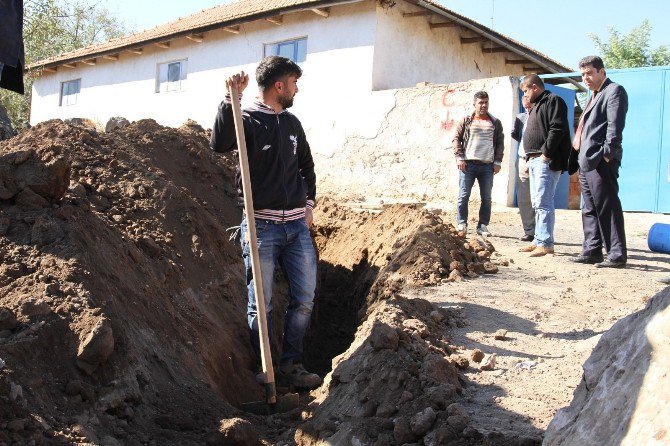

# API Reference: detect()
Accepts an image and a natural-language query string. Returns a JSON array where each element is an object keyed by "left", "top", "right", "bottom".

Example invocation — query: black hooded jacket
[{"left": 210, "top": 98, "right": 316, "bottom": 212}]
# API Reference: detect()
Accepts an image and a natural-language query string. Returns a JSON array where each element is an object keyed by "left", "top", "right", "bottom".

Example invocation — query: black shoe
[
  {"left": 570, "top": 254, "right": 604, "bottom": 264},
  {"left": 519, "top": 234, "right": 534, "bottom": 242},
  {"left": 594, "top": 259, "right": 626, "bottom": 269}
]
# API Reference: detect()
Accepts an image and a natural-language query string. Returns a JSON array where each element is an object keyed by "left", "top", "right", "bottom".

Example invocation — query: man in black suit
[{"left": 572, "top": 56, "right": 628, "bottom": 268}]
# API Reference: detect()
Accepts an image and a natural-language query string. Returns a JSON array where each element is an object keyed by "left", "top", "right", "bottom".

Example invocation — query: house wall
[
  {"left": 371, "top": 2, "right": 525, "bottom": 90},
  {"left": 30, "top": 1, "right": 378, "bottom": 129},
  {"left": 311, "top": 76, "right": 519, "bottom": 208},
  {"left": 30, "top": 1, "right": 523, "bottom": 209}
]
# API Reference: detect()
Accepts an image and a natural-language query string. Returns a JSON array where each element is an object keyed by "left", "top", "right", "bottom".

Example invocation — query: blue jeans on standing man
[
  {"left": 528, "top": 156, "right": 561, "bottom": 248},
  {"left": 240, "top": 217, "right": 317, "bottom": 367},
  {"left": 457, "top": 161, "right": 494, "bottom": 228}
]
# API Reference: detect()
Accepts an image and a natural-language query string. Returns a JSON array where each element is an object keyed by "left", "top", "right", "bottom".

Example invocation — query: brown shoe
[
  {"left": 519, "top": 244, "right": 536, "bottom": 252},
  {"left": 529, "top": 246, "right": 554, "bottom": 257}
]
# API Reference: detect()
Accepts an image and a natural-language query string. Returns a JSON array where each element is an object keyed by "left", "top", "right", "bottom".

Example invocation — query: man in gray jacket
[{"left": 571, "top": 56, "right": 628, "bottom": 268}]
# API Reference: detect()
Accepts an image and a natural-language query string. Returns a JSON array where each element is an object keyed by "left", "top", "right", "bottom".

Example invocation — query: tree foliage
[
  {"left": 1, "top": 0, "right": 129, "bottom": 129},
  {"left": 589, "top": 20, "right": 670, "bottom": 69}
]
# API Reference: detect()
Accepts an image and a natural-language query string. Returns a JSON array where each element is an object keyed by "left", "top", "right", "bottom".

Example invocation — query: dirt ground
[{"left": 406, "top": 204, "right": 670, "bottom": 441}]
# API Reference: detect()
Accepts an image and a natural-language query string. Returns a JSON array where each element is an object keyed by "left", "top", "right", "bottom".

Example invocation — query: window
[
  {"left": 60, "top": 79, "right": 81, "bottom": 106},
  {"left": 264, "top": 37, "right": 307, "bottom": 63},
  {"left": 157, "top": 59, "right": 187, "bottom": 93}
]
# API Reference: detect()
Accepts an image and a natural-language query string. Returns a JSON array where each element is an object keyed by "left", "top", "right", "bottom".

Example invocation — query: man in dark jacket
[
  {"left": 210, "top": 56, "right": 321, "bottom": 389},
  {"left": 451, "top": 91, "right": 505, "bottom": 237},
  {"left": 0, "top": 0, "right": 25, "bottom": 94},
  {"left": 519, "top": 74, "right": 571, "bottom": 257},
  {"left": 571, "top": 55, "right": 628, "bottom": 268}
]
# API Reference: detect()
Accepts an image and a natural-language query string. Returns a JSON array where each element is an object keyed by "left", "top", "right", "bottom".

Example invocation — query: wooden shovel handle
[{"left": 228, "top": 84, "right": 276, "bottom": 404}]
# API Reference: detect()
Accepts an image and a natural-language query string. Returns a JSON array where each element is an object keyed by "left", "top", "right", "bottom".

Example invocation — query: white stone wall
[
  {"left": 311, "top": 76, "right": 518, "bottom": 207},
  {"left": 371, "top": 3, "right": 525, "bottom": 90},
  {"left": 30, "top": 1, "right": 523, "bottom": 207},
  {"left": 30, "top": 1, "right": 378, "bottom": 128}
]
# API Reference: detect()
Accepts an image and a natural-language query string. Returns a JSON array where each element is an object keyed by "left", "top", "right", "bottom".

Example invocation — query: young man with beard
[{"left": 210, "top": 56, "right": 321, "bottom": 389}]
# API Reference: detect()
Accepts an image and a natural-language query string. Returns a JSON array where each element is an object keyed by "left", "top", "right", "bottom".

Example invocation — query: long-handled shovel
[{"left": 228, "top": 83, "right": 300, "bottom": 415}]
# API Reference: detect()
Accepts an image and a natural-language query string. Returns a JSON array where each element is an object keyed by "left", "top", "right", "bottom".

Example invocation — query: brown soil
[{"left": 1, "top": 119, "right": 515, "bottom": 446}]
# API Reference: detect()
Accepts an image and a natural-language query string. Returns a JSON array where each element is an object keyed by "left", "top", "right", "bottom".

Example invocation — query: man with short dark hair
[
  {"left": 210, "top": 56, "right": 321, "bottom": 389},
  {"left": 452, "top": 90, "right": 505, "bottom": 236},
  {"left": 519, "top": 74, "right": 571, "bottom": 257},
  {"left": 571, "top": 55, "right": 628, "bottom": 268}
]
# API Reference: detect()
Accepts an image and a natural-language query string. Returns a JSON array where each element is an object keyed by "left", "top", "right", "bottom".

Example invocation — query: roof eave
[
  {"left": 28, "top": 0, "right": 363, "bottom": 72},
  {"left": 407, "top": 0, "right": 583, "bottom": 89}
]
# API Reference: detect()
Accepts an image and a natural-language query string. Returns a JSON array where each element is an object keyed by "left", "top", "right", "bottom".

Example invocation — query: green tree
[
  {"left": 1, "top": 0, "right": 129, "bottom": 129},
  {"left": 589, "top": 19, "right": 670, "bottom": 69}
]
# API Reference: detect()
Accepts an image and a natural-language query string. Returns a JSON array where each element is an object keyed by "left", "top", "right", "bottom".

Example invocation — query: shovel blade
[{"left": 241, "top": 392, "right": 300, "bottom": 415}]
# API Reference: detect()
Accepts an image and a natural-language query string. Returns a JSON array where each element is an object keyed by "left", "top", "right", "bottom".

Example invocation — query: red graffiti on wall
[{"left": 440, "top": 89, "right": 457, "bottom": 132}]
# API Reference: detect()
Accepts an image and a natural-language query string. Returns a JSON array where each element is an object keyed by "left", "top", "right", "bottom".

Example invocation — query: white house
[{"left": 29, "top": 0, "right": 573, "bottom": 206}]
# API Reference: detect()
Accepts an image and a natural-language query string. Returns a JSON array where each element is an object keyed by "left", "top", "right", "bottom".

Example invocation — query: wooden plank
[
  {"left": 155, "top": 41, "right": 170, "bottom": 49},
  {"left": 461, "top": 36, "right": 487, "bottom": 44},
  {"left": 63, "top": 63, "right": 77, "bottom": 68},
  {"left": 310, "top": 7, "right": 330, "bottom": 17},
  {"left": 43, "top": 67, "right": 58, "bottom": 73},
  {"left": 82, "top": 59, "right": 97, "bottom": 66},
  {"left": 186, "top": 33, "right": 204, "bottom": 43},
  {"left": 402, "top": 10, "right": 430, "bottom": 17},
  {"left": 224, "top": 25, "right": 240, "bottom": 34},
  {"left": 266, "top": 15, "right": 283, "bottom": 25},
  {"left": 505, "top": 58, "right": 528, "bottom": 65},
  {"left": 430, "top": 21, "right": 458, "bottom": 29},
  {"left": 130, "top": 48, "right": 143, "bottom": 55},
  {"left": 103, "top": 54, "right": 119, "bottom": 61}
]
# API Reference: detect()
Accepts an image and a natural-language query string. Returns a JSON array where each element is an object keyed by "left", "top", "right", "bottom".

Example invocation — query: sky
[{"left": 103, "top": 0, "right": 670, "bottom": 70}]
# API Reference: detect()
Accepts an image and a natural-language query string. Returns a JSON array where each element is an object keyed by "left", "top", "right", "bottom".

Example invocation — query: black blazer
[{"left": 577, "top": 78, "right": 628, "bottom": 172}]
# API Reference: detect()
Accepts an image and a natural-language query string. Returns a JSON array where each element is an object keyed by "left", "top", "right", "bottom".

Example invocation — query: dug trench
[{"left": 0, "top": 119, "right": 531, "bottom": 446}]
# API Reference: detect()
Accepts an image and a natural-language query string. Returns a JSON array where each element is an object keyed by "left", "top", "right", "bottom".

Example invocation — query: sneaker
[
  {"left": 519, "top": 244, "right": 536, "bottom": 252},
  {"left": 477, "top": 225, "right": 492, "bottom": 237},
  {"left": 278, "top": 364, "right": 322, "bottom": 390},
  {"left": 456, "top": 223, "right": 467, "bottom": 232}
]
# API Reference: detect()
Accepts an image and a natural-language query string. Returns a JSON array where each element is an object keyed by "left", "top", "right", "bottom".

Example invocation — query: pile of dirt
[
  {"left": 0, "top": 119, "right": 251, "bottom": 445},
  {"left": 0, "top": 118, "right": 508, "bottom": 446}
]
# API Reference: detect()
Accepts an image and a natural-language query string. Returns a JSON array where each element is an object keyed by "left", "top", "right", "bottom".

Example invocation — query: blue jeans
[
  {"left": 240, "top": 217, "right": 317, "bottom": 366},
  {"left": 528, "top": 157, "right": 561, "bottom": 248},
  {"left": 457, "top": 161, "right": 494, "bottom": 227}
]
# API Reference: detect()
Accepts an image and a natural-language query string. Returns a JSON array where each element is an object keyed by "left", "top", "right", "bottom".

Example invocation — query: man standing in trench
[
  {"left": 210, "top": 56, "right": 321, "bottom": 390},
  {"left": 571, "top": 55, "right": 628, "bottom": 268},
  {"left": 452, "top": 91, "right": 505, "bottom": 236}
]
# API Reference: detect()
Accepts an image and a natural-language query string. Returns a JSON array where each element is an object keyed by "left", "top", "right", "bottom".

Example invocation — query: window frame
[
  {"left": 263, "top": 36, "right": 307, "bottom": 63},
  {"left": 59, "top": 78, "right": 81, "bottom": 106},
  {"left": 156, "top": 59, "right": 188, "bottom": 93}
]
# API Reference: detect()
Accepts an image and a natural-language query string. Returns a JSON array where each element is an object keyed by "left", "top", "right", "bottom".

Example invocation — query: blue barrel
[{"left": 648, "top": 223, "right": 670, "bottom": 254}]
